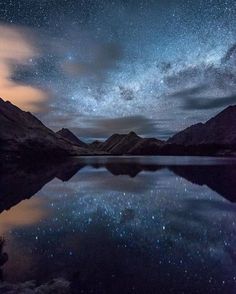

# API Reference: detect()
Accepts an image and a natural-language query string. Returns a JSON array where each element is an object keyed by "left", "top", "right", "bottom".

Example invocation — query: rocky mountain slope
[
  {"left": 56, "top": 128, "right": 87, "bottom": 148},
  {"left": 168, "top": 105, "right": 236, "bottom": 146},
  {"left": 165, "top": 105, "right": 236, "bottom": 155},
  {"left": 0, "top": 98, "right": 89, "bottom": 157},
  {"left": 91, "top": 131, "right": 164, "bottom": 155}
]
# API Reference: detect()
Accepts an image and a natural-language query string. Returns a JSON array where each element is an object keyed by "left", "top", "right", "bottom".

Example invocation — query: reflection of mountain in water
[
  {"left": 0, "top": 158, "right": 236, "bottom": 214},
  {"left": 170, "top": 165, "right": 236, "bottom": 202},
  {"left": 0, "top": 159, "right": 86, "bottom": 213}
]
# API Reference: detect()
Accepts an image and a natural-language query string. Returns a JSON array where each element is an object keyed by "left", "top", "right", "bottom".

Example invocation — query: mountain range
[{"left": 0, "top": 97, "right": 236, "bottom": 158}]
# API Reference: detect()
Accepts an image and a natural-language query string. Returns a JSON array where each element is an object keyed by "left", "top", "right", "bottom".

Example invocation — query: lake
[{"left": 0, "top": 156, "right": 236, "bottom": 293}]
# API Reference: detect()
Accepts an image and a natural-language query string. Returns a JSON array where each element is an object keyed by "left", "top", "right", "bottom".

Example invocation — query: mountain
[
  {"left": 100, "top": 132, "right": 141, "bottom": 154},
  {"left": 166, "top": 105, "right": 236, "bottom": 155},
  {"left": 1, "top": 97, "right": 236, "bottom": 157},
  {"left": 94, "top": 131, "right": 164, "bottom": 155},
  {"left": 0, "top": 98, "right": 90, "bottom": 158},
  {"left": 89, "top": 140, "right": 103, "bottom": 150},
  {"left": 88, "top": 102, "right": 236, "bottom": 156},
  {"left": 127, "top": 138, "right": 164, "bottom": 155},
  {"left": 56, "top": 128, "right": 87, "bottom": 148}
]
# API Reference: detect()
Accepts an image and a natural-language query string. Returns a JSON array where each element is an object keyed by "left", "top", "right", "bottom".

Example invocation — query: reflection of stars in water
[
  {"left": 15, "top": 171, "right": 235, "bottom": 254},
  {"left": 3, "top": 168, "right": 236, "bottom": 290}
]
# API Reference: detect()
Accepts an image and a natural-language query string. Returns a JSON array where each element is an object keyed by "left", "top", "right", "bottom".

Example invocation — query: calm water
[{"left": 0, "top": 156, "right": 236, "bottom": 293}]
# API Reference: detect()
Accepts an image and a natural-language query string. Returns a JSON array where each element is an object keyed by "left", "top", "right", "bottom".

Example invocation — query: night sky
[{"left": 0, "top": 0, "right": 236, "bottom": 141}]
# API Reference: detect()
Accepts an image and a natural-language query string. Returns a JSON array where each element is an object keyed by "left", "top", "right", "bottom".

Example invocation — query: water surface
[{"left": 0, "top": 156, "right": 236, "bottom": 293}]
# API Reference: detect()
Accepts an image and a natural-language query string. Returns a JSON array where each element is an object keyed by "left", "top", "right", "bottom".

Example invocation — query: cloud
[
  {"left": 170, "top": 86, "right": 236, "bottom": 110},
  {"left": 56, "top": 115, "right": 172, "bottom": 141},
  {"left": 0, "top": 197, "right": 48, "bottom": 234},
  {"left": 0, "top": 24, "right": 49, "bottom": 112},
  {"left": 63, "top": 42, "right": 123, "bottom": 78},
  {"left": 165, "top": 45, "right": 236, "bottom": 111}
]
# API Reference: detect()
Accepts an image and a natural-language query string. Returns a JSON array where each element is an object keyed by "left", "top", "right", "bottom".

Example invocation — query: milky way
[{"left": 0, "top": 0, "right": 236, "bottom": 140}]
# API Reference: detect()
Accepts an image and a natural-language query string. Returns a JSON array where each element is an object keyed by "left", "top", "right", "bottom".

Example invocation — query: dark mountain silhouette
[
  {"left": 56, "top": 128, "right": 87, "bottom": 148},
  {"left": 0, "top": 98, "right": 92, "bottom": 158},
  {"left": 127, "top": 138, "right": 164, "bottom": 155},
  {"left": 1, "top": 97, "right": 236, "bottom": 157},
  {"left": 93, "top": 131, "right": 164, "bottom": 155},
  {"left": 166, "top": 105, "right": 236, "bottom": 155},
  {"left": 94, "top": 132, "right": 139, "bottom": 154},
  {"left": 90, "top": 106, "right": 236, "bottom": 155},
  {"left": 89, "top": 140, "right": 103, "bottom": 150},
  {"left": 101, "top": 131, "right": 142, "bottom": 154}
]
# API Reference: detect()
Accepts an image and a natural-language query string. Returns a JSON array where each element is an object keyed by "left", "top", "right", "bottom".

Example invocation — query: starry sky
[{"left": 0, "top": 0, "right": 236, "bottom": 141}]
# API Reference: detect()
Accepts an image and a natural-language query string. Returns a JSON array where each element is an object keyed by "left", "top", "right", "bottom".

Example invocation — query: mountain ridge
[
  {"left": 56, "top": 128, "right": 88, "bottom": 148},
  {"left": 0, "top": 98, "right": 91, "bottom": 157},
  {"left": 1, "top": 97, "right": 236, "bottom": 158}
]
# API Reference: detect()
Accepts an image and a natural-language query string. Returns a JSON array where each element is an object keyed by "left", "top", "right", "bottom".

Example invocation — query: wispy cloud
[
  {"left": 63, "top": 42, "right": 123, "bottom": 79},
  {"left": 165, "top": 45, "right": 236, "bottom": 111},
  {"left": 0, "top": 24, "right": 48, "bottom": 112}
]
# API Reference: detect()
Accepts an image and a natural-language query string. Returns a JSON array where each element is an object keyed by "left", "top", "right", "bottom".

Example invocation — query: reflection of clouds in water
[
  {"left": 0, "top": 197, "right": 50, "bottom": 282},
  {"left": 0, "top": 197, "right": 48, "bottom": 234}
]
